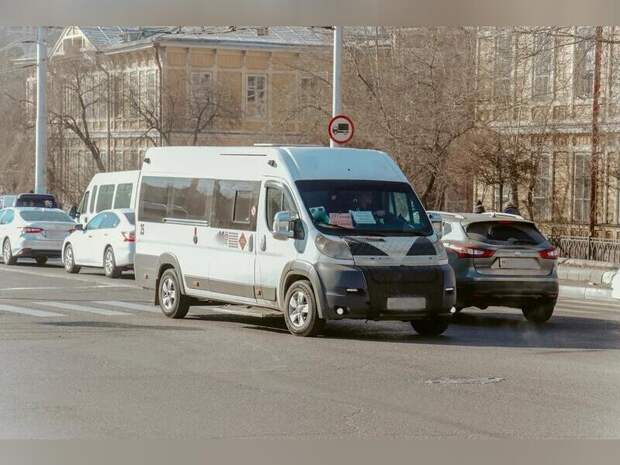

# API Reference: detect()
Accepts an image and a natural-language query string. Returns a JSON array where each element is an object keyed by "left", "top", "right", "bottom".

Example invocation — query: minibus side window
[
  {"left": 140, "top": 177, "right": 169, "bottom": 222},
  {"left": 96, "top": 184, "right": 115, "bottom": 212},
  {"left": 113, "top": 183, "right": 133, "bottom": 209},
  {"left": 265, "top": 186, "right": 297, "bottom": 230},
  {"left": 77, "top": 191, "right": 89, "bottom": 214},
  {"left": 89, "top": 185, "right": 98, "bottom": 213},
  {"left": 212, "top": 180, "right": 260, "bottom": 231}
]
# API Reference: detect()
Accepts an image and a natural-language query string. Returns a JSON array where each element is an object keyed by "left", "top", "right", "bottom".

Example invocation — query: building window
[
  {"left": 533, "top": 153, "right": 552, "bottom": 220},
  {"left": 191, "top": 71, "right": 212, "bottom": 103},
  {"left": 300, "top": 76, "right": 319, "bottom": 108},
  {"left": 574, "top": 26, "right": 595, "bottom": 99},
  {"left": 532, "top": 33, "right": 553, "bottom": 100},
  {"left": 494, "top": 31, "right": 513, "bottom": 101},
  {"left": 573, "top": 152, "right": 591, "bottom": 223},
  {"left": 246, "top": 74, "right": 267, "bottom": 119}
]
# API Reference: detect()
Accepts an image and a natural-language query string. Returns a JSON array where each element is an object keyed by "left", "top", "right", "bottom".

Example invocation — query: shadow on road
[
  {"left": 187, "top": 309, "right": 620, "bottom": 350},
  {"left": 9, "top": 260, "right": 136, "bottom": 280}
]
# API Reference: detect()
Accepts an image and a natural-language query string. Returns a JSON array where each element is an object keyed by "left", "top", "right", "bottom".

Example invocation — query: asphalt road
[{"left": 0, "top": 259, "right": 619, "bottom": 439}]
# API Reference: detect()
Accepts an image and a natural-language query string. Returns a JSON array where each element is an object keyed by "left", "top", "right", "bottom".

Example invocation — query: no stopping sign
[{"left": 328, "top": 114, "right": 354, "bottom": 144}]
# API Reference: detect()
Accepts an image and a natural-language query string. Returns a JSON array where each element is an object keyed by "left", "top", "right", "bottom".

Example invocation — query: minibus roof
[{"left": 143, "top": 146, "right": 407, "bottom": 183}]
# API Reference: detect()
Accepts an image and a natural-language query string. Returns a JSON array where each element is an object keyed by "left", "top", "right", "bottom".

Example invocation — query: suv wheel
[
  {"left": 283, "top": 280, "right": 325, "bottom": 337},
  {"left": 3, "top": 239, "right": 16, "bottom": 265},
  {"left": 35, "top": 256, "right": 48, "bottom": 266},
  {"left": 410, "top": 317, "right": 450, "bottom": 336},
  {"left": 158, "top": 269, "right": 190, "bottom": 319},
  {"left": 522, "top": 301, "right": 555, "bottom": 323}
]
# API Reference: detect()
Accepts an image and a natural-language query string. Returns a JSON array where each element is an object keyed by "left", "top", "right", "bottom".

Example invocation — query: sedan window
[
  {"left": 86, "top": 213, "right": 106, "bottom": 230},
  {"left": 466, "top": 221, "right": 546, "bottom": 245},
  {"left": 19, "top": 210, "right": 74, "bottom": 222}
]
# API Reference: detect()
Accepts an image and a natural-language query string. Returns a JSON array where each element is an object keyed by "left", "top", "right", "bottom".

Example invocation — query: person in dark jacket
[
  {"left": 473, "top": 200, "right": 485, "bottom": 214},
  {"left": 503, "top": 201, "right": 521, "bottom": 215}
]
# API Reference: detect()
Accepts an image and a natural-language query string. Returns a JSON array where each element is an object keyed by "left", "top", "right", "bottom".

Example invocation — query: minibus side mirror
[{"left": 272, "top": 211, "right": 300, "bottom": 240}]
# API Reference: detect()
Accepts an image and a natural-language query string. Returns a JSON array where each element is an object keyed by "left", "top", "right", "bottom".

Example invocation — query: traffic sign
[{"left": 328, "top": 114, "right": 354, "bottom": 145}]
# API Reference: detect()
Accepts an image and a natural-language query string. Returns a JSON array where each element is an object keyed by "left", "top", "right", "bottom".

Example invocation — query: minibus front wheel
[
  {"left": 283, "top": 280, "right": 325, "bottom": 337},
  {"left": 158, "top": 268, "right": 190, "bottom": 319}
]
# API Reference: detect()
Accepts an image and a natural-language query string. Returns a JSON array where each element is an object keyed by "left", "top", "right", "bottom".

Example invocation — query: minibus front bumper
[{"left": 315, "top": 263, "right": 456, "bottom": 321}]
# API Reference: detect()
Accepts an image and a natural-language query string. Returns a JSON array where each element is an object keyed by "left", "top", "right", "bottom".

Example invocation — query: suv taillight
[
  {"left": 21, "top": 227, "right": 44, "bottom": 234},
  {"left": 121, "top": 231, "right": 135, "bottom": 242},
  {"left": 445, "top": 242, "right": 495, "bottom": 258},
  {"left": 539, "top": 247, "right": 559, "bottom": 259}
]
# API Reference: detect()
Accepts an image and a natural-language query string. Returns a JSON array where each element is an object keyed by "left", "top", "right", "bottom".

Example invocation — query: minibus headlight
[{"left": 315, "top": 234, "right": 353, "bottom": 260}]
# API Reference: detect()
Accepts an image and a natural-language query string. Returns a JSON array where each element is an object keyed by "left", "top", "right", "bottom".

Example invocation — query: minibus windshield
[{"left": 296, "top": 180, "right": 433, "bottom": 236}]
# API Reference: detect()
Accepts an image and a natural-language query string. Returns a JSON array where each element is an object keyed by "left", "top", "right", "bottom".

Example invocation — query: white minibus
[
  {"left": 74, "top": 170, "right": 140, "bottom": 225},
  {"left": 135, "top": 146, "right": 456, "bottom": 337}
]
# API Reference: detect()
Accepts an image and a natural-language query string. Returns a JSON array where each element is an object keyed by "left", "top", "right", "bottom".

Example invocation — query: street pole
[
  {"left": 34, "top": 26, "right": 47, "bottom": 194},
  {"left": 330, "top": 26, "right": 343, "bottom": 148},
  {"left": 589, "top": 26, "right": 603, "bottom": 238}
]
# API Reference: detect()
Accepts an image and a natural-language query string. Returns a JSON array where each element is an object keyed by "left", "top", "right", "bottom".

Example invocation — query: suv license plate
[
  {"left": 500, "top": 258, "right": 539, "bottom": 269},
  {"left": 387, "top": 297, "right": 426, "bottom": 311}
]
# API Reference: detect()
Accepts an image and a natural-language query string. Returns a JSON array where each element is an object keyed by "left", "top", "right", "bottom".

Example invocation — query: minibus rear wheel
[
  {"left": 159, "top": 268, "right": 190, "bottom": 319},
  {"left": 283, "top": 280, "right": 325, "bottom": 337}
]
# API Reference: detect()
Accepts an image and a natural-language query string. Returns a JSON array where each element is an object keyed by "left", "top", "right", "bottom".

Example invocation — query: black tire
[
  {"left": 158, "top": 268, "right": 190, "bottom": 319},
  {"left": 103, "top": 246, "right": 121, "bottom": 278},
  {"left": 2, "top": 238, "right": 16, "bottom": 265},
  {"left": 35, "top": 256, "right": 48, "bottom": 266},
  {"left": 63, "top": 244, "right": 81, "bottom": 273},
  {"left": 283, "top": 280, "right": 325, "bottom": 337},
  {"left": 410, "top": 317, "right": 450, "bottom": 336},
  {"left": 522, "top": 301, "right": 555, "bottom": 323}
]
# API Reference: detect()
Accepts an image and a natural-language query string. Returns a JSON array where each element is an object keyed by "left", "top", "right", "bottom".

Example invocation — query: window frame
[{"left": 245, "top": 74, "right": 267, "bottom": 120}]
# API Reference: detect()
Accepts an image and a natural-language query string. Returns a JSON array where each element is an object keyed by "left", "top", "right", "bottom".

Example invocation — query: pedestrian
[
  {"left": 503, "top": 201, "right": 521, "bottom": 216},
  {"left": 473, "top": 200, "right": 485, "bottom": 214}
]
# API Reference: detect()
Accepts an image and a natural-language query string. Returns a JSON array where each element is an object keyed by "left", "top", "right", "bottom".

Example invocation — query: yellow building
[
  {"left": 25, "top": 26, "right": 331, "bottom": 203},
  {"left": 474, "top": 26, "right": 620, "bottom": 238}
]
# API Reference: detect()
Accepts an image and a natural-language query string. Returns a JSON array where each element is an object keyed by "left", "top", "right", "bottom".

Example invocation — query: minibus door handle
[{"left": 260, "top": 235, "right": 267, "bottom": 252}]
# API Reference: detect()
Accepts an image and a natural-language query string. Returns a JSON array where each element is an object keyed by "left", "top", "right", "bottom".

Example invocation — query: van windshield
[{"left": 296, "top": 180, "right": 433, "bottom": 237}]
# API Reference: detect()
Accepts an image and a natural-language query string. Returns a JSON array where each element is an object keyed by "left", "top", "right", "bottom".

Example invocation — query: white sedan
[
  {"left": 62, "top": 208, "right": 136, "bottom": 278},
  {"left": 0, "top": 207, "right": 76, "bottom": 266}
]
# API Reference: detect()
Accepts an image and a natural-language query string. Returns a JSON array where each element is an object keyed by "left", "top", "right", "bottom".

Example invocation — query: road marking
[
  {"left": 0, "top": 285, "right": 130, "bottom": 292},
  {"left": 0, "top": 266, "right": 139, "bottom": 288},
  {"left": 38, "top": 301, "right": 130, "bottom": 316},
  {"left": 93, "top": 301, "right": 160, "bottom": 313},
  {"left": 558, "top": 299, "right": 620, "bottom": 309},
  {"left": 0, "top": 304, "right": 65, "bottom": 317}
]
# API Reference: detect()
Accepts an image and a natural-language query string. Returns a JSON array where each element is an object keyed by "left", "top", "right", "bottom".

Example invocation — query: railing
[{"left": 549, "top": 235, "right": 620, "bottom": 264}]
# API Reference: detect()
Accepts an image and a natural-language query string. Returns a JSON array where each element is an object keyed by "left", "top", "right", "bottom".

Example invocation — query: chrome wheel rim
[
  {"left": 3, "top": 241, "right": 10, "bottom": 262},
  {"left": 288, "top": 290, "right": 309, "bottom": 329},
  {"left": 64, "top": 247, "right": 73, "bottom": 269},
  {"left": 161, "top": 277, "right": 177, "bottom": 311},
  {"left": 105, "top": 250, "right": 114, "bottom": 274}
]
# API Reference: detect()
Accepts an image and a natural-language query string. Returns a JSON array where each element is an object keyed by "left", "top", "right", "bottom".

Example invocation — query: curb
[{"left": 559, "top": 284, "right": 615, "bottom": 302}]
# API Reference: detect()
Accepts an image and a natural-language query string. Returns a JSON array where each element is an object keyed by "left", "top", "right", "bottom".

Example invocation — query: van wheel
[
  {"left": 2, "top": 239, "right": 16, "bottom": 265},
  {"left": 159, "top": 269, "right": 190, "bottom": 319},
  {"left": 283, "top": 280, "right": 325, "bottom": 337},
  {"left": 104, "top": 247, "right": 121, "bottom": 278},
  {"left": 410, "top": 317, "right": 450, "bottom": 336},
  {"left": 35, "top": 257, "right": 48, "bottom": 266},
  {"left": 522, "top": 301, "right": 555, "bottom": 323},
  {"left": 63, "top": 244, "right": 80, "bottom": 273}
]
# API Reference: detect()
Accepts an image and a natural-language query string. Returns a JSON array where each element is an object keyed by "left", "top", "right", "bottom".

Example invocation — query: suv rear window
[{"left": 466, "top": 221, "right": 546, "bottom": 245}]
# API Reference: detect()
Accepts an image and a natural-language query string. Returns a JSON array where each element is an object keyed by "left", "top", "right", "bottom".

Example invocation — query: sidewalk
[{"left": 558, "top": 258, "right": 620, "bottom": 303}]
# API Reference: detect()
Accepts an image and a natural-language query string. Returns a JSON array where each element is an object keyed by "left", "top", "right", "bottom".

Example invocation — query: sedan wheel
[
  {"left": 104, "top": 247, "right": 121, "bottom": 278},
  {"left": 63, "top": 244, "right": 80, "bottom": 273},
  {"left": 3, "top": 239, "right": 16, "bottom": 265}
]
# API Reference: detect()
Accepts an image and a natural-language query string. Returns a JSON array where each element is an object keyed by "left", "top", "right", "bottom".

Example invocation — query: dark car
[
  {"left": 429, "top": 211, "right": 559, "bottom": 323},
  {"left": 2, "top": 193, "right": 59, "bottom": 209}
]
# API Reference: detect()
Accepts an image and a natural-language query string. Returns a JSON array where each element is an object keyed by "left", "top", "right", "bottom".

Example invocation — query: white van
[
  {"left": 135, "top": 146, "right": 456, "bottom": 337},
  {"left": 75, "top": 170, "right": 140, "bottom": 225}
]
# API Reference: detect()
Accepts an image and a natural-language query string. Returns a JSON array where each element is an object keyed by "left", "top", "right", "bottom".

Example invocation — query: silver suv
[{"left": 429, "top": 211, "right": 559, "bottom": 323}]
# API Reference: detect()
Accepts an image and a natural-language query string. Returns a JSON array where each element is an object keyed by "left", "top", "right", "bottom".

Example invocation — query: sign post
[{"left": 328, "top": 114, "right": 354, "bottom": 146}]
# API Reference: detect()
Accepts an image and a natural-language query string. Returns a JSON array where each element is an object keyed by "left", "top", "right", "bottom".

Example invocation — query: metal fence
[{"left": 549, "top": 235, "right": 620, "bottom": 264}]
